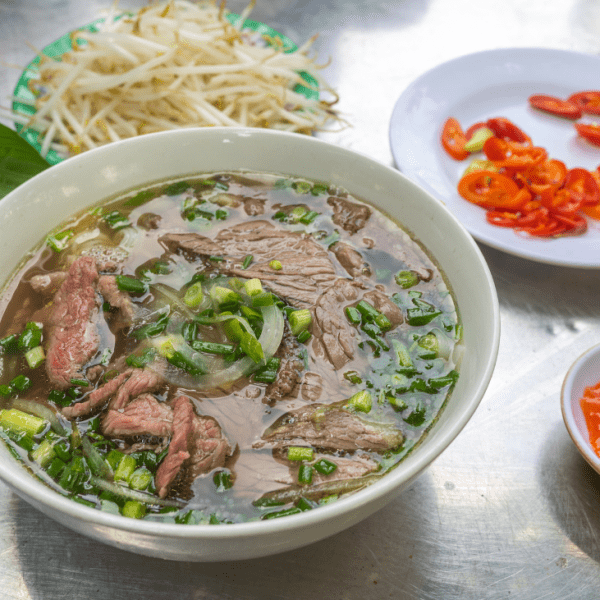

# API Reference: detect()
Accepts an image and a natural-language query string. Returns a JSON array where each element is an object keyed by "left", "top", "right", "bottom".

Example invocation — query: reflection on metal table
[{"left": 1, "top": 0, "right": 600, "bottom": 597}]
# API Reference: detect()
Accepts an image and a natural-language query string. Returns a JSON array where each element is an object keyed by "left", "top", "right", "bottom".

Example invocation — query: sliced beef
[
  {"left": 61, "top": 367, "right": 163, "bottom": 419},
  {"left": 29, "top": 271, "right": 68, "bottom": 297},
  {"left": 259, "top": 402, "right": 404, "bottom": 453},
  {"left": 46, "top": 257, "right": 101, "bottom": 389},
  {"left": 160, "top": 220, "right": 338, "bottom": 308},
  {"left": 242, "top": 196, "right": 265, "bottom": 216},
  {"left": 327, "top": 196, "right": 371, "bottom": 234},
  {"left": 155, "top": 396, "right": 231, "bottom": 498},
  {"left": 102, "top": 393, "right": 173, "bottom": 438},
  {"left": 363, "top": 289, "right": 404, "bottom": 329},
  {"left": 264, "top": 326, "right": 304, "bottom": 403},
  {"left": 278, "top": 453, "right": 378, "bottom": 485},
  {"left": 311, "top": 279, "right": 363, "bottom": 370},
  {"left": 330, "top": 241, "right": 369, "bottom": 278},
  {"left": 61, "top": 369, "right": 133, "bottom": 419},
  {"left": 97, "top": 275, "right": 135, "bottom": 324},
  {"left": 109, "top": 367, "right": 164, "bottom": 410},
  {"left": 187, "top": 409, "right": 232, "bottom": 481}
]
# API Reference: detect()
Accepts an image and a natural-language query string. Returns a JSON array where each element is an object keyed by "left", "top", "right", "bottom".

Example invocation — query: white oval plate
[{"left": 389, "top": 47, "right": 600, "bottom": 269}]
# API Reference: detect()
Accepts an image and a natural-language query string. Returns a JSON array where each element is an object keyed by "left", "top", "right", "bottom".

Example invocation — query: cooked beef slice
[
  {"left": 311, "top": 279, "right": 363, "bottom": 370},
  {"left": 46, "top": 257, "right": 101, "bottom": 389},
  {"left": 264, "top": 325, "right": 304, "bottom": 403},
  {"left": 97, "top": 275, "right": 135, "bottom": 324},
  {"left": 29, "top": 271, "right": 68, "bottom": 297},
  {"left": 330, "top": 241, "right": 369, "bottom": 278},
  {"left": 109, "top": 367, "right": 165, "bottom": 410},
  {"left": 155, "top": 396, "right": 231, "bottom": 498},
  {"left": 160, "top": 220, "right": 338, "bottom": 308},
  {"left": 260, "top": 402, "right": 404, "bottom": 453},
  {"left": 363, "top": 289, "right": 404, "bottom": 329},
  {"left": 277, "top": 453, "right": 378, "bottom": 485},
  {"left": 102, "top": 393, "right": 173, "bottom": 438},
  {"left": 61, "top": 367, "right": 163, "bottom": 419},
  {"left": 327, "top": 196, "right": 371, "bottom": 234}
]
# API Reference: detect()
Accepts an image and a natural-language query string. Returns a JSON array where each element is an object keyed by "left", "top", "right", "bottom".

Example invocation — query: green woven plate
[{"left": 12, "top": 14, "right": 318, "bottom": 165}]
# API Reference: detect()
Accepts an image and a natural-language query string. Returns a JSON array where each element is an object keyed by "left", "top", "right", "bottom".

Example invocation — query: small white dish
[
  {"left": 561, "top": 343, "right": 600, "bottom": 473},
  {"left": 389, "top": 47, "right": 600, "bottom": 269}
]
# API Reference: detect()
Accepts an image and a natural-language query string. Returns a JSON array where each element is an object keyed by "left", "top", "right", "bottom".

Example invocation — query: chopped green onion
[
  {"left": 299, "top": 210, "right": 319, "bottom": 225},
  {"left": 429, "top": 370, "right": 459, "bottom": 389},
  {"left": 242, "top": 255, "right": 253, "bottom": 269},
  {"left": 18, "top": 322, "right": 43, "bottom": 352},
  {"left": 210, "top": 286, "right": 241, "bottom": 308},
  {"left": 125, "top": 347, "right": 158, "bottom": 369},
  {"left": 130, "top": 467, "right": 153, "bottom": 490},
  {"left": 114, "top": 454, "right": 136, "bottom": 482},
  {"left": 106, "top": 449, "right": 126, "bottom": 471},
  {"left": 355, "top": 300, "right": 381, "bottom": 323},
  {"left": 9, "top": 375, "right": 32, "bottom": 392},
  {"left": 288, "top": 309, "right": 312, "bottom": 336},
  {"left": 46, "top": 230, "right": 74, "bottom": 252},
  {"left": 298, "top": 464, "right": 313, "bottom": 484},
  {"left": 115, "top": 275, "right": 147, "bottom": 295},
  {"left": 347, "top": 390, "right": 372, "bottom": 413},
  {"left": 0, "top": 334, "right": 19, "bottom": 354},
  {"left": 31, "top": 438, "right": 56, "bottom": 468},
  {"left": 0, "top": 385, "right": 12, "bottom": 398},
  {"left": 313, "top": 459, "right": 338, "bottom": 475},
  {"left": 103, "top": 210, "right": 130, "bottom": 230},
  {"left": 343, "top": 370, "right": 362, "bottom": 385},
  {"left": 417, "top": 332, "right": 439, "bottom": 359},
  {"left": 213, "top": 470, "right": 233, "bottom": 491},
  {"left": 296, "top": 330, "right": 311, "bottom": 344},
  {"left": 407, "top": 298, "right": 442, "bottom": 326},
  {"left": 25, "top": 346, "right": 45, "bottom": 369},
  {"left": 190, "top": 340, "right": 235, "bottom": 356},
  {"left": 239, "top": 331, "right": 264, "bottom": 363},
  {"left": 269, "top": 260, "right": 283, "bottom": 271},
  {"left": 345, "top": 306, "right": 362, "bottom": 324},
  {"left": 122, "top": 500, "right": 147, "bottom": 519},
  {"left": 183, "top": 282, "right": 204, "bottom": 307},
  {"left": 251, "top": 291, "right": 275, "bottom": 307},
  {"left": 0, "top": 408, "right": 45, "bottom": 436},
  {"left": 287, "top": 446, "right": 314, "bottom": 461},
  {"left": 395, "top": 270, "right": 420, "bottom": 289},
  {"left": 244, "top": 278, "right": 263, "bottom": 297}
]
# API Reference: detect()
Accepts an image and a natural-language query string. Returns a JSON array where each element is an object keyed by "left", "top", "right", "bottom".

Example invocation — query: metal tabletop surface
[{"left": 2, "top": 0, "right": 600, "bottom": 597}]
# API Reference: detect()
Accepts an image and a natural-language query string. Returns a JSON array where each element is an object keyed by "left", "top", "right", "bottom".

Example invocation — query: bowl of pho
[{"left": 0, "top": 128, "right": 499, "bottom": 561}]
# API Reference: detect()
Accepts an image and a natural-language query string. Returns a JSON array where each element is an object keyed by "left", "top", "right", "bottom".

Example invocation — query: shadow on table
[
  {"left": 479, "top": 243, "right": 600, "bottom": 321},
  {"left": 13, "top": 471, "right": 445, "bottom": 600},
  {"left": 538, "top": 420, "right": 600, "bottom": 565}
]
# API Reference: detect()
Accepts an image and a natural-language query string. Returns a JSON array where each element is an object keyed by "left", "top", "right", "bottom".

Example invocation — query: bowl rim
[
  {"left": 0, "top": 127, "right": 501, "bottom": 541},
  {"left": 561, "top": 342, "right": 600, "bottom": 474}
]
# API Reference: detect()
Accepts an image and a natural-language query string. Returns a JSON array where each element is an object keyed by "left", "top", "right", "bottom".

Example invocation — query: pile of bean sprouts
[{"left": 7, "top": 0, "right": 341, "bottom": 159}]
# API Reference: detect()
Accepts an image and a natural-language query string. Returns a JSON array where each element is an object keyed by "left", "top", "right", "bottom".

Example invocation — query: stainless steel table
[{"left": 1, "top": 0, "right": 600, "bottom": 597}]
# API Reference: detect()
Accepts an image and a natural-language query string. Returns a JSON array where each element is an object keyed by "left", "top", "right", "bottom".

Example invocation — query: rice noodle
[{"left": 8, "top": 0, "right": 342, "bottom": 159}]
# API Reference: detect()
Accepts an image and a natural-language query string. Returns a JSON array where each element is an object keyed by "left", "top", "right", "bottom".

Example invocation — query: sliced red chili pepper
[
  {"left": 517, "top": 158, "right": 567, "bottom": 199},
  {"left": 485, "top": 210, "right": 520, "bottom": 227},
  {"left": 553, "top": 212, "right": 588, "bottom": 235},
  {"left": 562, "top": 167, "right": 600, "bottom": 206},
  {"left": 482, "top": 137, "right": 546, "bottom": 169},
  {"left": 575, "top": 123, "right": 600, "bottom": 147},
  {"left": 465, "top": 121, "right": 488, "bottom": 140},
  {"left": 457, "top": 170, "right": 524, "bottom": 209},
  {"left": 568, "top": 91, "right": 600, "bottom": 116},
  {"left": 581, "top": 203, "right": 600, "bottom": 221},
  {"left": 548, "top": 188, "right": 584, "bottom": 215},
  {"left": 486, "top": 117, "right": 531, "bottom": 144},
  {"left": 528, "top": 95, "right": 582, "bottom": 119},
  {"left": 441, "top": 117, "right": 469, "bottom": 160}
]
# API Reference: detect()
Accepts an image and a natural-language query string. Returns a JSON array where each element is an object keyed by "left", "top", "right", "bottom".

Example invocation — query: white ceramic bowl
[
  {"left": 561, "top": 343, "right": 600, "bottom": 473},
  {"left": 0, "top": 128, "right": 500, "bottom": 561}
]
